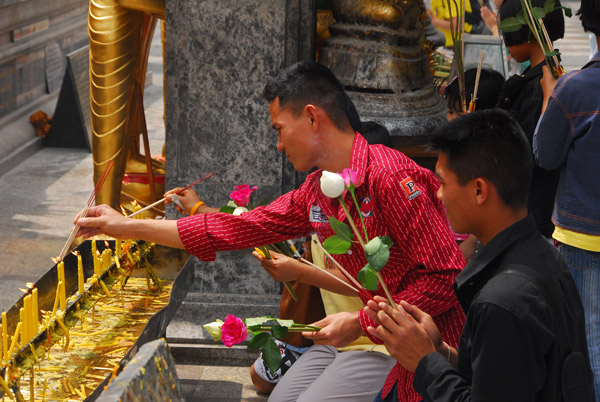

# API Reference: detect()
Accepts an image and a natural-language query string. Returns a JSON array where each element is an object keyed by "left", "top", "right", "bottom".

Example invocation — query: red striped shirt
[{"left": 177, "top": 134, "right": 465, "bottom": 401}]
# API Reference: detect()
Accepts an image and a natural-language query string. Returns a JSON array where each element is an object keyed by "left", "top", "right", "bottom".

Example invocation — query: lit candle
[
  {"left": 32, "top": 288, "right": 38, "bottom": 335},
  {"left": 23, "top": 296, "right": 32, "bottom": 343},
  {"left": 77, "top": 253, "right": 84, "bottom": 294},
  {"left": 2, "top": 312, "right": 7, "bottom": 363},
  {"left": 57, "top": 261, "right": 66, "bottom": 311}
]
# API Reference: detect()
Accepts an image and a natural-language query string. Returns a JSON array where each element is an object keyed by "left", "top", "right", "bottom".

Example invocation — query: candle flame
[
  {"left": 119, "top": 204, "right": 128, "bottom": 216},
  {"left": 96, "top": 250, "right": 101, "bottom": 257},
  {"left": 51, "top": 257, "right": 60, "bottom": 264},
  {"left": 26, "top": 282, "right": 35, "bottom": 288},
  {"left": 104, "top": 240, "right": 110, "bottom": 248},
  {"left": 71, "top": 250, "right": 80, "bottom": 256}
]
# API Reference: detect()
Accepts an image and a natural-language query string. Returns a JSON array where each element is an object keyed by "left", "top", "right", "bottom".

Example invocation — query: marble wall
[{"left": 165, "top": 0, "right": 315, "bottom": 299}]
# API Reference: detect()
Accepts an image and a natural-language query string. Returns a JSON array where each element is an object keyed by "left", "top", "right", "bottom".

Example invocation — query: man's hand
[
  {"left": 75, "top": 205, "right": 130, "bottom": 239},
  {"left": 251, "top": 250, "right": 305, "bottom": 282},
  {"left": 302, "top": 311, "right": 363, "bottom": 348},
  {"left": 365, "top": 300, "right": 440, "bottom": 373},
  {"left": 164, "top": 188, "right": 201, "bottom": 215}
]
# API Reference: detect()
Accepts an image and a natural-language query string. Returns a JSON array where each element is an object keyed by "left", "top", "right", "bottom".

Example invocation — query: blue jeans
[{"left": 559, "top": 243, "right": 600, "bottom": 402}]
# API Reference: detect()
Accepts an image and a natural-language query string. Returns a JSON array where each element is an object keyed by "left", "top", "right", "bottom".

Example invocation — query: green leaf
[
  {"left": 365, "top": 236, "right": 391, "bottom": 272},
  {"left": 499, "top": 16, "right": 524, "bottom": 32},
  {"left": 532, "top": 7, "right": 547, "bottom": 19},
  {"left": 275, "top": 318, "right": 294, "bottom": 327},
  {"left": 248, "top": 332, "right": 270, "bottom": 350},
  {"left": 219, "top": 205, "right": 236, "bottom": 214},
  {"left": 329, "top": 216, "right": 353, "bottom": 242},
  {"left": 323, "top": 235, "right": 352, "bottom": 254},
  {"left": 560, "top": 6, "right": 572, "bottom": 17},
  {"left": 516, "top": 10, "right": 526, "bottom": 24},
  {"left": 244, "top": 316, "right": 274, "bottom": 327},
  {"left": 357, "top": 265, "right": 379, "bottom": 290},
  {"left": 381, "top": 236, "right": 393, "bottom": 247},
  {"left": 271, "top": 324, "right": 289, "bottom": 339},
  {"left": 543, "top": 0, "right": 554, "bottom": 13},
  {"left": 262, "top": 338, "right": 283, "bottom": 375}
]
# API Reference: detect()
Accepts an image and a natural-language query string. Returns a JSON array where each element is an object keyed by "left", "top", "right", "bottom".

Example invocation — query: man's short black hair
[
  {"left": 430, "top": 109, "right": 532, "bottom": 209},
  {"left": 263, "top": 61, "right": 361, "bottom": 132},
  {"left": 361, "top": 121, "right": 392, "bottom": 147},
  {"left": 578, "top": 0, "right": 600, "bottom": 36},
  {"left": 500, "top": 0, "right": 565, "bottom": 47},
  {"left": 445, "top": 68, "right": 505, "bottom": 114}
]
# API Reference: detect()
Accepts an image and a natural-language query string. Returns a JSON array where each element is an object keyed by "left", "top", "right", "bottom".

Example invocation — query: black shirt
[{"left": 413, "top": 216, "right": 593, "bottom": 402}]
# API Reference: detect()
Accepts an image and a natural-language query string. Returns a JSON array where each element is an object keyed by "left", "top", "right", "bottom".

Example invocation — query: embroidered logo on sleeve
[
  {"left": 310, "top": 205, "right": 329, "bottom": 223},
  {"left": 400, "top": 177, "right": 421, "bottom": 200},
  {"left": 360, "top": 196, "right": 374, "bottom": 218}
]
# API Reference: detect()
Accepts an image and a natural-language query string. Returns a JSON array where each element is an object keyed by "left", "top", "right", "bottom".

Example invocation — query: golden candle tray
[{"left": 0, "top": 240, "right": 190, "bottom": 401}]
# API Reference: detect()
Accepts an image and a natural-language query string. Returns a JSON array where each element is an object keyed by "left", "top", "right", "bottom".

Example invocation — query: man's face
[
  {"left": 269, "top": 97, "right": 319, "bottom": 172},
  {"left": 435, "top": 152, "right": 474, "bottom": 235}
]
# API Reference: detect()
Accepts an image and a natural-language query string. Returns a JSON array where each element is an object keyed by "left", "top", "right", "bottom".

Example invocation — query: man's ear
[
  {"left": 473, "top": 178, "right": 489, "bottom": 206},
  {"left": 304, "top": 105, "right": 319, "bottom": 130}
]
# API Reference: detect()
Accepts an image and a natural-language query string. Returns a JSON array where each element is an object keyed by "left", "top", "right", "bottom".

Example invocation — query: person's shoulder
[{"left": 553, "top": 67, "right": 600, "bottom": 98}]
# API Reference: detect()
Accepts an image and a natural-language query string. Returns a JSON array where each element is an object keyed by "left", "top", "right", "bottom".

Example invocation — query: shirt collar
[
  {"left": 582, "top": 51, "right": 600, "bottom": 69},
  {"left": 349, "top": 132, "right": 369, "bottom": 190},
  {"left": 455, "top": 215, "right": 537, "bottom": 290}
]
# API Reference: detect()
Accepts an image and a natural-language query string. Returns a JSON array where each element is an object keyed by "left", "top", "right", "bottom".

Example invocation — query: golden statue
[{"left": 89, "top": 0, "right": 166, "bottom": 213}]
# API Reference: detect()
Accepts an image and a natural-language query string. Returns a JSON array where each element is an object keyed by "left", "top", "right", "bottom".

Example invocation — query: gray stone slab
[
  {"left": 164, "top": 0, "right": 315, "bottom": 351},
  {"left": 97, "top": 339, "right": 185, "bottom": 402}
]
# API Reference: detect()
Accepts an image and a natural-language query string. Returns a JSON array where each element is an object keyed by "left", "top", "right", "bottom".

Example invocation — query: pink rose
[
  {"left": 229, "top": 184, "right": 258, "bottom": 207},
  {"left": 340, "top": 168, "right": 359, "bottom": 187},
  {"left": 220, "top": 315, "right": 248, "bottom": 347}
]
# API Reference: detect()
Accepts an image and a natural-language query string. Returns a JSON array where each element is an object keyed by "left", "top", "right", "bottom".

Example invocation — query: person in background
[
  {"left": 366, "top": 109, "right": 594, "bottom": 402},
  {"left": 534, "top": 0, "right": 600, "bottom": 398},
  {"left": 496, "top": 0, "right": 564, "bottom": 238}
]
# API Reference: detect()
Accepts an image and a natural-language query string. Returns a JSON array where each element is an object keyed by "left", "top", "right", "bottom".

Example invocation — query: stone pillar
[{"left": 165, "top": 0, "right": 315, "bottom": 345}]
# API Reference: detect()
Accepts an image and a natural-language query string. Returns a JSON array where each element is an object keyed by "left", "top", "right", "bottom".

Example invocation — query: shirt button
[{"left": 347, "top": 250, "right": 353, "bottom": 255}]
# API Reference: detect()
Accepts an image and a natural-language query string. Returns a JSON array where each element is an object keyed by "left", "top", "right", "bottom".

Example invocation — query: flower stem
[
  {"left": 376, "top": 272, "right": 397, "bottom": 309},
  {"left": 337, "top": 197, "right": 366, "bottom": 249},
  {"left": 259, "top": 246, "right": 299, "bottom": 301},
  {"left": 349, "top": 189, "right": 369, "bottom": 243}
]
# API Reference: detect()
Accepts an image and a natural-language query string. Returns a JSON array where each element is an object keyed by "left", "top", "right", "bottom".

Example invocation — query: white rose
[
  {"left": 320, "top": 170, "right": 345, "bottom": 198},
  {"left": 203, "top": 319, "right": 224, "bottom": 341},
  {"left": 233, "top": 206, "right": 249, "bottom": 216}
]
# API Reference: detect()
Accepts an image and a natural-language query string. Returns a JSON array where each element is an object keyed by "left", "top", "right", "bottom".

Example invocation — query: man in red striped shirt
[{"left": 76, "top": 61, "right": 465, "bottom": 401}]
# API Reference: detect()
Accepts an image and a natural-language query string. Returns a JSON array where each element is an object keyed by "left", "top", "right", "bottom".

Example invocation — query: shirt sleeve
[
  {"left": 414, "top": 302, "right": 549, "bottom": 402},
  {"left": 533, "top": 81, "right": 573, "bottom": 170},
  {"left": 177, "top": 185, "right": 314, "bottom": 261},
  {"left": 358, "top": 168, "right": 465, "bottom": 341}
]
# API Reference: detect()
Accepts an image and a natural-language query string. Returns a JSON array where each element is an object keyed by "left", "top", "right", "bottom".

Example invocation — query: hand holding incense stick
[
  {"left": 127, "top": 172, "right": 214, "bottom": 218},
  {"left": 58, "top": 161, "right": 114, "bottom": 260}
]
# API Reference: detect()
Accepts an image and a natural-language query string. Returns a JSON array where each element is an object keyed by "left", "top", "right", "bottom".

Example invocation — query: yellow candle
[
  {"left": 19, "top": 307, "right": 27, "bottom": 345},
  {"left": 52, "top": 281, "right": 62, "bottom": 316},
  {"left": 23, "top": 296, "right": 31, "bottom": 344},
  {"left": 92, "top": 240, "right": 98, "bottom": 275},
  {"left": 2, "top": 312, "right": 7, "bottom": 363},
  {"left": 32, "top": 288, "right": 38, "bottom": 335},
  {"left": 7, "top": 322, "right": 22, "bottom": 361},
  {"left": 57, "top": 261, "right": 66, "bottom": 311},
  {"left": 77, "top": 254, "right": 84, "bottom": 294}
]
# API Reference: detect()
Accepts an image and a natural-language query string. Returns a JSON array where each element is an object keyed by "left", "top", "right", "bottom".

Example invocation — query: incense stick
[
  {"left": 58, "top": 161, "right": 114, "bottom": 260},
  {"left": 469, "top": 50, "right": 485, "bottom": 112},
  {"left": 298, "top": 257, "right": 362, "bottom": 295},
  {"left": 127, "top": 172, "right": 214, "bottom": 218}
]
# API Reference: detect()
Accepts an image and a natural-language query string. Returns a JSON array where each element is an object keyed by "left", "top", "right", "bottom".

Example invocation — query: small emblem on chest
[
  {"left": 310, "top": 205, "right": 329, "bottom": 223},
  {"left": 360, "top": 196, "right": 374, "bottom": 217}
]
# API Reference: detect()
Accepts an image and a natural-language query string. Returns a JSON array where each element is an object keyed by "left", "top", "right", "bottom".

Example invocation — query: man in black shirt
[{"left": 365, "top": 109, "right": 594, "bottom": 402}]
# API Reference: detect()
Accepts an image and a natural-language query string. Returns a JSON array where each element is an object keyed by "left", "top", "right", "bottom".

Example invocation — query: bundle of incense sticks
[
  {"left": 58, "top": 161, "right": 114, "bottom": 260},
  {"left": 127, "top": 171, "right": 215, "bottom": 218}
]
